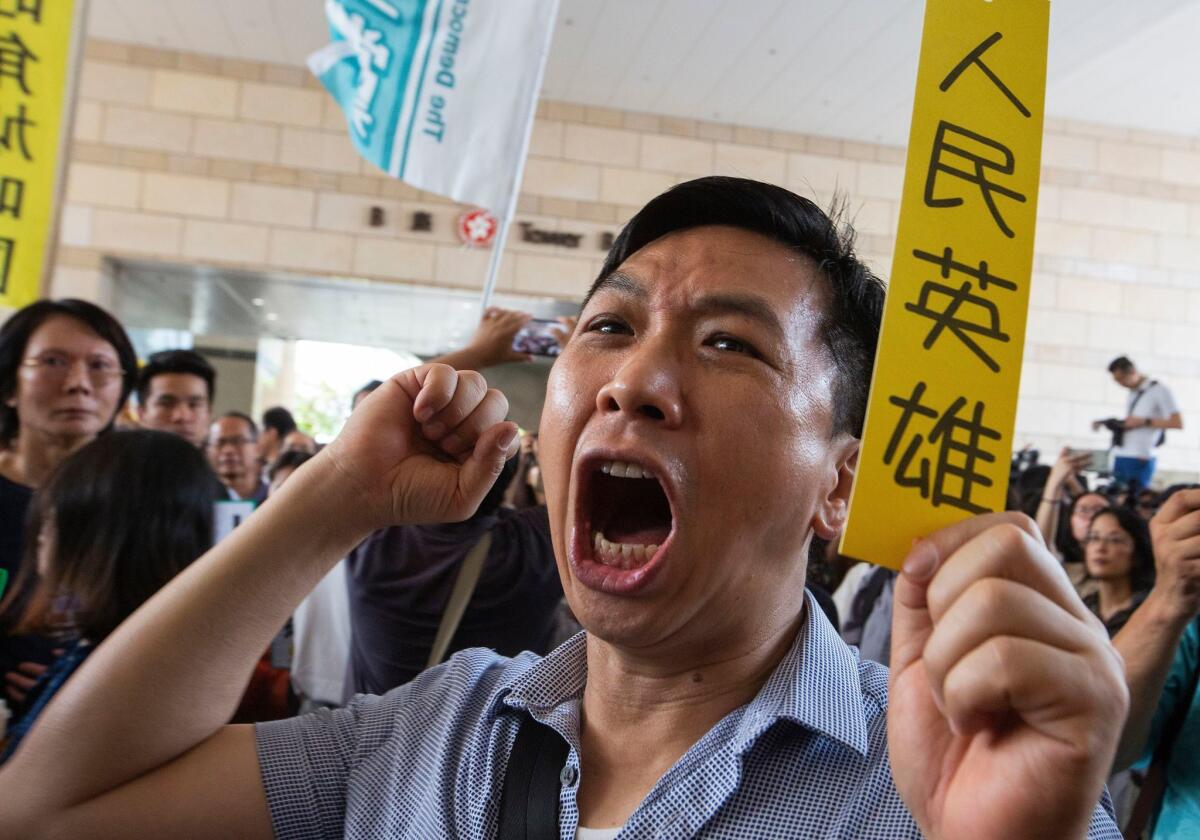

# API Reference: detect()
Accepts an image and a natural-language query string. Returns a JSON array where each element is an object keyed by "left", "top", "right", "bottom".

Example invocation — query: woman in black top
[
  {"left": 0, "top": 300, "right": 136, "bottom": 707},
  {"left": 1081, "top": 505, "right": 1156, "bottom": 637}
]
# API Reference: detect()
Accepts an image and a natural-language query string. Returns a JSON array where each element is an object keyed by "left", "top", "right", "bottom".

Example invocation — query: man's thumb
[
  {"left": 458, "top": 422, "right": 520, "bottom": 507},
  {"left": 889, "top": 540, "right": 939, "bottom": 674}
]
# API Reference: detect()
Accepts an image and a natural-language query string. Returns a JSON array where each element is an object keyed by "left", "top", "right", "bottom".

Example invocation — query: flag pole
[{"left": 478, "top": 0, "right": 560, "bottom": 315}]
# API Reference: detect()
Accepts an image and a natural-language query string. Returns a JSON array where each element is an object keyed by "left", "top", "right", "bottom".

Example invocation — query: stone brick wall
[{"left": 51, "top": 40, "right": 1200, "bottom": 477}]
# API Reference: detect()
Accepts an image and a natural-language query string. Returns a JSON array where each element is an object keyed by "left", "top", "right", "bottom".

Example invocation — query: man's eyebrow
[
  {"left": 585, "top": 271, "right": 648, "bottom": 304},
  {"left": 692, "top": 292, "right": 787, "bottom": 342}
]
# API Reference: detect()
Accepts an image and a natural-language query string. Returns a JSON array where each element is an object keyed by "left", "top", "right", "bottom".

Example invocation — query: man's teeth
[
  {"left": 592, "top": 531, "right": 659, "bottom": 569},
  {"left": 599, "top": 460, "right": 653, "bottom": 480}
]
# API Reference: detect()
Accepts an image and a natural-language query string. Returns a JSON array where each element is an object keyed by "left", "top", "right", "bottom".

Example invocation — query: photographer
[{"left": 1093, "top": 356, "right": 1183, "bottom": 493}]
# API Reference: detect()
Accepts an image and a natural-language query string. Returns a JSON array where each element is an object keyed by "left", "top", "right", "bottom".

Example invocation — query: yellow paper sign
[
  {"left": 841, "top": 0, "right": 1050, "bottom": 569},
  {"left": 0, "top": 0, "right": 77, "bottom": 309}
]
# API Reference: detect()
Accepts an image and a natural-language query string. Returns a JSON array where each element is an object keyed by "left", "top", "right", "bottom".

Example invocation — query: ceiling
[
  {"left": 108, "top": 258, "right": 578, "bottom": 356},
  {"left": 85, "top": 0, "right": 1200, "bottom": 145}
]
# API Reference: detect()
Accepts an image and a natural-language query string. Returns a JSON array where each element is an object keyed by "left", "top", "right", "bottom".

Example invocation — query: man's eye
[
  {"left": 586, "top": 317, "right": 630, "bottom": 335},
  {"left": 708, "top": 335, "right": 759, "bottom": 357}
]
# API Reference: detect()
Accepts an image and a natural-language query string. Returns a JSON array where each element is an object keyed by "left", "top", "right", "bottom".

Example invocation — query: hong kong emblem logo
[{"left": 458, "top": 209, "right": 498, "bottom": 248}]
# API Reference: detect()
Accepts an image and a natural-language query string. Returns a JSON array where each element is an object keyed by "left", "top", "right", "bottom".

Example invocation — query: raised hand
[
  {"left": 888, "top": 513, "right": 1127, "bottom": 839},
  {"left": 1147, "top": 487, "right": 1200, "bottom": 622},
  {"left": 324, "top": 363, "right": 519, "bottom": 532}
]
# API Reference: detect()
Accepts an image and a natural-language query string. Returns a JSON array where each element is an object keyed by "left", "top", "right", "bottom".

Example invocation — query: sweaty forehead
[{"left": 590, "top": 226, "right": 833, "bottom": 346}]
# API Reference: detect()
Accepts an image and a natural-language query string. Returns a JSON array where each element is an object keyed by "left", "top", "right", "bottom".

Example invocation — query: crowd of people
[{"left": 0, "top": 176, "right": 1194, "bottom": 838}]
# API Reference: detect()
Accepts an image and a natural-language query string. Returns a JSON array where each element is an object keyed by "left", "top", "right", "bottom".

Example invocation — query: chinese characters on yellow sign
[
  {"left": 842, "top": 0, "right": 1050, "bottom": 569},
  {"left": 0, "top": 0, "right": 76, "bottom": 309}
]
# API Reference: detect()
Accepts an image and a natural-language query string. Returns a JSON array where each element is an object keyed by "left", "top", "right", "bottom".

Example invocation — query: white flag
[{"left": 309, "top": 0, "right": 559, "bottom": 214}]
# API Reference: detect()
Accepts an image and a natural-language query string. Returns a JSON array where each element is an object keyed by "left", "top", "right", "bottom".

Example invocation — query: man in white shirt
[{"left": 1094, "top": 355, "right": 1183, "bottom": 492}]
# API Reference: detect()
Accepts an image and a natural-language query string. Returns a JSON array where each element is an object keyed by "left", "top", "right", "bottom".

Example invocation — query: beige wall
[{"left": 52, "top": 40, "right": 1200, "bottom": 478}]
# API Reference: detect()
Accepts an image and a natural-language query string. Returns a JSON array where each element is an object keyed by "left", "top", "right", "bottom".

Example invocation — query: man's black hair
[
  {"left": 1108, "top": 356, "right": 1135, "bottom": 375},
  {"left": 261, "top": 406, "right": 297, "bottom": 438},
  {"left": 137, "top": 349, "right": 216, "bottom": 405},
  {"left": 0, "top": 299, "right": 138, "bottom": 446},
  {"left": 355, "top": 380, "right": 383, "bottom": 401},
  {"left": 216, "top": 410, "right": 259, "bottom": 441},
  {"left": 590, "top": 176, "right": 885, "bottom": 439}
]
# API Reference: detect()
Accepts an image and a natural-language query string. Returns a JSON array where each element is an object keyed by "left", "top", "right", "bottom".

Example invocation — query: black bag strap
[{"left": 497, "top": 715, "right": 569, "bottom": 840}]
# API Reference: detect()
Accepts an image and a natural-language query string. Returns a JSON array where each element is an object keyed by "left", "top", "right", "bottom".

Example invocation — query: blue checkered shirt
[{"left": 256, "top": 593, "right": 1120, "bottom": 838}]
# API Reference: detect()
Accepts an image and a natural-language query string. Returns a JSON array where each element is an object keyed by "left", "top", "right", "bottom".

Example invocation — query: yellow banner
[
  {"left": 0, "top": 0, "right": 76, "bottom": 309},
  {"left": 841, "top": 0, "right": 1050, "bottom": 569}
]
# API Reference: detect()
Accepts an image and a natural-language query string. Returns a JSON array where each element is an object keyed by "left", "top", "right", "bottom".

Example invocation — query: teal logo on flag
[
  {"left": 310, "top": 0, "right": 559, "bottom": 216},
  {"left": 309, "top": 0, "right": 435, "bottom": 179}
]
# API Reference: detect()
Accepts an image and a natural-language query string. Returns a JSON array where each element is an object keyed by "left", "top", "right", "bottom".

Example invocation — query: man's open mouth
[{"left": 584, "top": 459, "right": 675, "bottom": 570}]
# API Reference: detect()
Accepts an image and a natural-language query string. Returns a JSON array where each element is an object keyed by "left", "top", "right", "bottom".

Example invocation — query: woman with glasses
[
  {"left": 1082, "top": 505, "right": 1156, "bottom": 637},
  {"left": 0, "top": 299, "right": 137, "bottom": 714}
]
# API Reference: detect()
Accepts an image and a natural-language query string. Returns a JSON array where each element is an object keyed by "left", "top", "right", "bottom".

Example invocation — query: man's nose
[{"left": 595, "top": 340, "right": 684, "bottom": 428}]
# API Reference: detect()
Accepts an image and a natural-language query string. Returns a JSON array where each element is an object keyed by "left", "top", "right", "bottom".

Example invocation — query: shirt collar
[
  {"left": 731, "top": 590, "right": 870, "bottom": 757},
  {"left": 495, "top": 592, "right": 870, "bottom": 758},
  {"left": 499, "top": 629, "right": 588, "bottom": 713}
]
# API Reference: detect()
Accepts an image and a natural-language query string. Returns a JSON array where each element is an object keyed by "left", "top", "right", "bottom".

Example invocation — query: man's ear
[{"left": 812, "top": 438, "right": 859, "bottom": 541}]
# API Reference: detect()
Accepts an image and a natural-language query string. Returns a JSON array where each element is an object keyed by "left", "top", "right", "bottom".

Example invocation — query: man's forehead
[
  {"left": 592, "top": 227, "right": 829, "bottom": 325},
  {"left": 150, "top": 372, "right": 206, "bottom": 394}
]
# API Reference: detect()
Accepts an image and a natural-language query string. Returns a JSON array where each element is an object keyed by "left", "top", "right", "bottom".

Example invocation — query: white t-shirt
[
  {"left": 1114, "top": 379, "right": 1181, "bottom": 460},
  {"left": 577, "top": 828, "right": 622, "bottom": 840},
  {"left": 290, "top": 560, "right": 352, "bottom": 706}
]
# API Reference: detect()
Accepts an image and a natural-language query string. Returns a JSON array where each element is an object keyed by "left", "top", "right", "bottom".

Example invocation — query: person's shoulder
[{"left": 355, "top": 647, "right": 541, "bottom": 722}]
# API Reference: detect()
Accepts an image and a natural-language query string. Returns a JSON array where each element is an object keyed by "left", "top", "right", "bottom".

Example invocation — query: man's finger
[
  {"left": 941, "top": 635, "right": 1123, "bottom": 743},
  {"left": 1155, "top": 488, "right": 1200, "bottom": 528},
  {"left": 419, "top": 370, "right": 488, "bottom": 440},
  {"left": 6, "top": 670, "right": 37, "bottom": 691},
  {"left": 438, "top": 389, "right": 511, "bottom": 457},
  {"left": 921, "top": 578, "right": 1099, "bottom": 714},
  {"left": 455, "top": 422, "right": 520, "bottom": 514},
  {"left": 890, "top": 512, "right": 1041, "bottom": 675},
  {"left": 409, "top": 365, "right": 460, "bottom": 423},
  {"left": 1163, "top": 507, "right": 1200, "bottom": 544},
  {"left": 927, "top": 523, "right": 1091, "bottom": 628}
]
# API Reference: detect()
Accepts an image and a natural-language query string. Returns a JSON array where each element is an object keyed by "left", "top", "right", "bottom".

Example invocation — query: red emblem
[{"left": 457, "top": 209, "right": 498, "bottom": 247}]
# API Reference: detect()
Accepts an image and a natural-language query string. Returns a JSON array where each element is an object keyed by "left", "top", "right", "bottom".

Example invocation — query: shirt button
[{"left": 559, "top": 764, "right": 579, "bottom": 787}]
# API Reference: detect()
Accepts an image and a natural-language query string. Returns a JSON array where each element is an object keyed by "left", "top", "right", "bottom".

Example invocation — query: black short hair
[
  {"left": 261, "top": 406, "right": 297, "bottom": 437},
  {"left": 268, "top": 449, "right": 312, "bottom": 482},
  {"left": 354, "top": 380, "right": 384, "bottom": 405},
  {"left": 1108, "top": 356, "right": 1135, "bottom": 374},
  {"left": 0, "top": 299, "right": 138, "bottom": 446},
  {"left": 215, "top": 410, "right": 258, "bottom": 441},
  {"left": 137, "top": 349, "right": 216, "bottom": 405},
  {"left": 590, "top": 176, "right": 885, "bottom": 438}
]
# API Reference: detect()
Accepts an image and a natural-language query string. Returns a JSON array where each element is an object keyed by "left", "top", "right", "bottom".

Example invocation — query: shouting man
[{"left": 0, "top": 178, "right": 1124, "bottom": 838}]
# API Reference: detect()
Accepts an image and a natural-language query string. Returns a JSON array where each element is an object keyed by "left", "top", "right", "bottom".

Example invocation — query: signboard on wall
[{"left": 0, "top": 0, "right": 84, "bottom": 309}]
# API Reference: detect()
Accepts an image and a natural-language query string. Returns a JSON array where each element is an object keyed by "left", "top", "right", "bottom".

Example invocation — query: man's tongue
[{"left": 589, "top": 472, "right": 672, "bottom": 569}]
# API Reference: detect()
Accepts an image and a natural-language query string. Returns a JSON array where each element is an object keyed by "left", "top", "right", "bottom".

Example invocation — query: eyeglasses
[
  {"left": 1082, "top": 534, "right": 1132, "bottom": 548},
  {"left": 21, "top": 353, "right": 125, "bottom": 384}
]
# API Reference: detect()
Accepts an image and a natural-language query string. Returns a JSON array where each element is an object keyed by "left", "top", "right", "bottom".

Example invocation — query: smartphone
[
  {"left": 1069, "top": 448, "right": 1110, "bottom": 474},
  {"left": 512, "top": 318, "right": 563, "bottom": 357}
]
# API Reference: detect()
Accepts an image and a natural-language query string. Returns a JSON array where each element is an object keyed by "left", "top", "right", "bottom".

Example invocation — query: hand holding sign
[
  {"left": 888, "top": 513, "right": 1126, "bottom": 840},
  {"left": 323, "top": 363, "right": 519, "bottom": 532}
]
